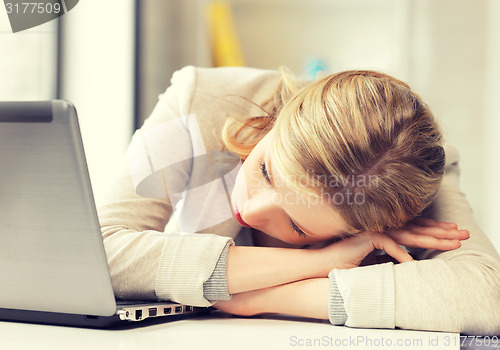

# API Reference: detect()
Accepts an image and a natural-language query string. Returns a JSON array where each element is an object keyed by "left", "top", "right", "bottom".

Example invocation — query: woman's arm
[
  {"left": 214, "top": 278, "right": 330, "bottom": 320},
  {"left": 217, "top": 222, "right": 467, "bottom": 318},
  {"left": 225, "top": 220, "right": 467, "bottom": 295},
  {"left": 226, "top": 230, "right": 414, "bottom": 295},
  {"left": 226, "top": 246, "right": 324, "bottom": 295}
]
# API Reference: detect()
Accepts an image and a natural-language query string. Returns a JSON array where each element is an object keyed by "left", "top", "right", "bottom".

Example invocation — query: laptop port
[
  {"left": 163, "top": 307, "right": 172, "bottom": 314},
  {"left": 135, "top": 309, "right": 142, "bottom": 320},
  {"left": 186, "top": 306, "right": 193, "bottom": 312},
  {"left": 149, "top": 308, "right": 157, "bottom": 317},
  {"left": 175, "top": 306, "right": 183, "bottom": 313}
]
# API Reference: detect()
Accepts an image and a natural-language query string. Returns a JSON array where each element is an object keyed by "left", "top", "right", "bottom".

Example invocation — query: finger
[
  {"left": 400, "top": 224, "right": 469, "bottom": 240},
  {"left": 386, "top": 229, "right": 462, "bottom": 250},
  {"left": 411, "top": 216, "right": 458, "bottom": 229},
  {"left": 369, "top": 232, "right": 414, "bottom": 263}
]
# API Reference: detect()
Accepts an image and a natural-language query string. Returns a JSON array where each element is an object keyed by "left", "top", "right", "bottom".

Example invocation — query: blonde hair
[
  {"left": 220, "top": 67, "right": 303, "bottom": 160},
  {"left": 222, "top": 69, "right": 445, "bottom": 234}
]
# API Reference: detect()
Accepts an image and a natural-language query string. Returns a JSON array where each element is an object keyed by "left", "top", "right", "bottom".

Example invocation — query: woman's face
[{"left": 230, "top": 129, "right": 351, "bottom": 245}]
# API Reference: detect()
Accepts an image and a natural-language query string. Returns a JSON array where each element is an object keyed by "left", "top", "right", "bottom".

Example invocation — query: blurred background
[{"left": 0, "top": 0, "right": 498, "bottom": 252}]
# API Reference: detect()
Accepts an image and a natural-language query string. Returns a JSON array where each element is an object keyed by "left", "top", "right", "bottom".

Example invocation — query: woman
[{"left": 98, "top": 66, "right": 500, "bottom": 335}]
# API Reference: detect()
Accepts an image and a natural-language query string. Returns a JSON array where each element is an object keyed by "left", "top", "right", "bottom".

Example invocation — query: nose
[{"left": 241, "top": 189, "right": 280, "bottom": 229}]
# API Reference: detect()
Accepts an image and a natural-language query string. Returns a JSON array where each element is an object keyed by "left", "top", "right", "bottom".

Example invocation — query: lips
[{"left": 233, "top": 203, "right": 252, "bottom": 228}]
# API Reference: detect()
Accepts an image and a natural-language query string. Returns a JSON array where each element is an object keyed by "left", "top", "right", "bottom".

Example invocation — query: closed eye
[
  {"left": 290, "top": 219, "right": 307, "bottom": 238},
  {"left": 259, "top": 160, "right": 271, "bottom": 184},
  {"left": 260, "top": 160, "right": 306, "bottom": 238}
]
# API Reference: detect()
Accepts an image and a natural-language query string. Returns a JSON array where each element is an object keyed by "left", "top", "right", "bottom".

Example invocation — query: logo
[
  {"left": 3, "top": 0, "right": 79, "bottom": 33},
  {"left": 128, "top": 114, "right": 243, "bottom": 233}
]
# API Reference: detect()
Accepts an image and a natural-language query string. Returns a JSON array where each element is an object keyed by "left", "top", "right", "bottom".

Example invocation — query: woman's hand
[
  {"left": 316, "top": 230, "right": 414, "bottom": 273},
  {"left": 315, "top": 217, "right": 469, "bottom": 274},
  {"left": 384, "top": 216, "right": 469, "bottom": 251}
]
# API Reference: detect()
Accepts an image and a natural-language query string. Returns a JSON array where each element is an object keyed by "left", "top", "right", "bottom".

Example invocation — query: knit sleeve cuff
[
  {"left": 328, "top": 270, "right": 348, "bottom": 325},
  {"left": 203, "top": 242, "right": 232, "bottom": 302},
  {"left": 155, "top": 234, "right": 234, "bottom": 306},
  {"left": 334, "top": 262, "right": 396, "bottom": 328}
]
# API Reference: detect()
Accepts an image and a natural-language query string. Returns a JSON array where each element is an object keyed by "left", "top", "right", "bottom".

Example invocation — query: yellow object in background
[{"left": 206, "top": 1, "right": 246, "bottom": 67}]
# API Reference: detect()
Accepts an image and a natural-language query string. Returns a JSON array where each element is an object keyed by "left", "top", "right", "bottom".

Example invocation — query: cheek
[{"left": 231, "top": 168, "right": 246, "bottom": 206}]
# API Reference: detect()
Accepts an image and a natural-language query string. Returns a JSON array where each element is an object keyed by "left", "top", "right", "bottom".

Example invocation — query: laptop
[{"left": 0, "top": 100, "right": 211, "bottom": 328}]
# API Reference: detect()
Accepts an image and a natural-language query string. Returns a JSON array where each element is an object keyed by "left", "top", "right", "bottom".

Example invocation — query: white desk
[{"left": 0, "top": 311, "right": 461, "bottom": 350}]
